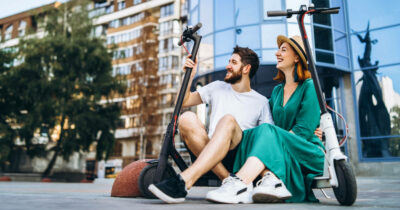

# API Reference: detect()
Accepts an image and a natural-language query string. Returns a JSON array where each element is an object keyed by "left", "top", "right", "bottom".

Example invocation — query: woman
[{"left": 206, "top": 35, "right": 324, "bottom": 203}]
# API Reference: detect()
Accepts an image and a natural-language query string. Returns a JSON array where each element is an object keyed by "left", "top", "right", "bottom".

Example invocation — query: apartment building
[{"left": 90, "top": 0, "right": 188, "bottom": 174}]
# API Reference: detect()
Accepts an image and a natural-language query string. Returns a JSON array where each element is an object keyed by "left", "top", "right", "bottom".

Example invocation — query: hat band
[{"left": 289, "top": 38, "right": 308, "bottom": 62}]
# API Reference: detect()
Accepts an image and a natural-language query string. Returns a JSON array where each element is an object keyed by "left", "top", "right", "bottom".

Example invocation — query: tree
[
  {"left": 9, "top": 0, "right": 125, "bottom": 176},
  {"left": 0, "top": 49, "right": 17, "bottom": 171},
  {"left": 390, "top": 105, "right": 400, "bottom": 156}
]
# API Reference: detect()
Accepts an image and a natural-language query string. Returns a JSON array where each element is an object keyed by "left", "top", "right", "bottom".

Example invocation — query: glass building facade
[{"left": 187, "top": 0, "right": 400, "bottom": 172}]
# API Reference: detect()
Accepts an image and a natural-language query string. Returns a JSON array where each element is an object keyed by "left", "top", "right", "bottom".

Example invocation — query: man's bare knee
[
  {"left": 219, "top": 114, "right": 238, "bottom": 132},
  {"left": 178, "top": 111, "right": 198, "bottom": 131}
]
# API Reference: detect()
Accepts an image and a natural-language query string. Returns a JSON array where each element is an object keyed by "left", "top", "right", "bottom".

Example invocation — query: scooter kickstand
[{"left": 320, "top": 189, "right": 331, "bottom": 199}]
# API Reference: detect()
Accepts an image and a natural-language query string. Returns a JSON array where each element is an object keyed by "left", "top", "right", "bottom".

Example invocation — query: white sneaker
[
  {"left": 252, "top": 171, "right": 292, "bottom": 203},
  {"left": 206, "top": 174, "right": 253, "bottom": 204}
]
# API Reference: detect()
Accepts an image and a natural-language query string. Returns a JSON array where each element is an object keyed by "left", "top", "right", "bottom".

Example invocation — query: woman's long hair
[{"left": 273, "top": 62, "right": 311, "bottom": 83}]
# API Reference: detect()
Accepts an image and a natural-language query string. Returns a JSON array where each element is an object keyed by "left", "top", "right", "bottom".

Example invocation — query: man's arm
[{"left": 177, "top": 56, "right": 203, "bottom": 108}]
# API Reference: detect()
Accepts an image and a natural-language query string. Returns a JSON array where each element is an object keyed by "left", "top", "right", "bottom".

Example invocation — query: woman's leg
[
  {"left": 180, "top": 114, "right": 243, "bottom": 189},
  {"left": 235, "top": 156, "right": 266, "bottom": 184}
]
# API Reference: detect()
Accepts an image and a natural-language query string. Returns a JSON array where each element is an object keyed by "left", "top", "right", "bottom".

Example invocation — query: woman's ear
[{"left": 294, "top": 55, "right": 299, "bottom": 63}]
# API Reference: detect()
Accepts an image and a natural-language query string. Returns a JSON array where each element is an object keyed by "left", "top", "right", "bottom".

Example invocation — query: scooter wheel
[
  {"left": 138, "top": 161, "right": 177, "bottom": 198},
  {"left": 333, "top": 159, "right": 357, "bottom": 206}
]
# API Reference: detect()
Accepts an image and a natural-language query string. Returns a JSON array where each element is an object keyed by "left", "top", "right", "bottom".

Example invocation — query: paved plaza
[{"left": 0, "top": 177, "right": 399, "bottom": 210}]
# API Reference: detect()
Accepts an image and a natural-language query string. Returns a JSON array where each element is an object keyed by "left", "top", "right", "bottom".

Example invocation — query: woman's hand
[
  {"left": 183, "top": 55, "right": 198, "bottom": 79},
  {"left": 314, "top": 127, "right": 323, "bottom": 141}
]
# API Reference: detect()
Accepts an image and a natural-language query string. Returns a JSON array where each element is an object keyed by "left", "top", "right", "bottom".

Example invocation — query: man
[{"left": 148, "top": 46, "right": 273, "bottom": 203}]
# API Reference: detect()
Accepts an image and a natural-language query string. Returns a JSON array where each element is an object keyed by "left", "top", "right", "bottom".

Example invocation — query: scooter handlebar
[{"left": 177, "top": 22, "right": 202, "bottom": 46}]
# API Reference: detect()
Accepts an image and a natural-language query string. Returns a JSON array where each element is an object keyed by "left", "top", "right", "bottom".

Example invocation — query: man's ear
[{"left": 243, "top": 64, "right": 251, "bottom": 75}]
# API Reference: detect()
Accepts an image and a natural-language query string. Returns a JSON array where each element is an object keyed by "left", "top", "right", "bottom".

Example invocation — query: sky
[{"left": 0, "top": 0, "right": 68, "bottom": 19}]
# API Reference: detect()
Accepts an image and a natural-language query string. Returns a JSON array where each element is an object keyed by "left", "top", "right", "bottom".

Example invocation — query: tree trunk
[
  {"left": 42, "top": 115, "right": 66, "bottom": 177},
  {"left": 42, "top": 144, "right": 60, "bottom": 177}
]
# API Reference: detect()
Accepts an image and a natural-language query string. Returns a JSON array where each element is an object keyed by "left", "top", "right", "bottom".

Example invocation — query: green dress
[{"left": 233, "top": 78, "right": 325, "bottom": 203}]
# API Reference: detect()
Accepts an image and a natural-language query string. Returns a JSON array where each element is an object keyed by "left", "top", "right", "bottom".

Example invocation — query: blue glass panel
[
  {"left": 215, "top": 29, "right": 235, "bottom": 55},
  {"left": 335, "top": 54, "right": 349, "bottom": 69},
  {"left": 334, "top": 31, "right": 348, "bottom": 56},
  {"left": 215, "top": 54, "right": 231, "bottom": 70},
  {"left": 199, "top": 0, "right": 213, "bottom": 35},
  {"left": 190, "top": 7, "right": 199, "bottom": 27},
  {"left": 236, "top": 25, "right": 260, "bottom": 50},
  {"left": 215, "top": 0, "right": 234, "bottom": 31},
  {"left": 190, "top": 0, "right": 198, "bottom": 10},
  {"left": 263, "top": 0, "right": 282, "bottom": 20},
  {"left": 262, "top": 49, "right": 278, "bottom": 63},
  {"left": 261, "top": 24, "right": 286, "bottom": 49},
  {"left": 331, "top": 0, "right": 346, "bottom": 32},
  {"left": 235, "top": 0, "right": 259, "bottom": 26}
]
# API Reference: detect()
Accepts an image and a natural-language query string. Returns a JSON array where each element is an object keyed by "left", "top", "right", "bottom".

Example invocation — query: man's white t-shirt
[{"left": 197, "top": 81, "right": 274, "bottom": 137}]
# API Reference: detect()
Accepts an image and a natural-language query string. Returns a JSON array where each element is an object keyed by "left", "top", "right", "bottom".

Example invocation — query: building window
[
  {"left": 18, "top": 20, "right": 27, "bottom": 37},
  {"left": 133, "top": 0, "right": 141, "bottom": 5},
  {"left": 118, "top": 1, "right": 126, "bottom": 10},
  {"left": 106, "top": 4, "right": 114, "bottom": 14},
  {"left": 312, "top": 0, "right": 334, "bottom": 64},
  {"left": 160, "top": 3, "right": 174, "bottom": 18},
  {"left": 5, "top": 24, "right": 13, "bottom": 40}
]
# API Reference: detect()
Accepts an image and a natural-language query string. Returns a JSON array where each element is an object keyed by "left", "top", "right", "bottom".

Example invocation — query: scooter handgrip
[
  {"left": 267, "top": 10, "right": 287, "bottom": 17},
  {"left": 319, "top": 7, "right": 340, "bottom": 14},
  {"left": 191, "top": 22, "right": 202, "bottom": 33}
]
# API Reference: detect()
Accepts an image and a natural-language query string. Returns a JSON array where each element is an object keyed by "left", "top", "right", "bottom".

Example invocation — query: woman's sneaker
[
  {"left": 148, "top": 174, "right": 187, "bottom": 203},
  {"left": 252, "top": 171, "right": 292, "bottom": 203},
  {"left": 206, "top": 174, "right": 253, "bottom": 204}
]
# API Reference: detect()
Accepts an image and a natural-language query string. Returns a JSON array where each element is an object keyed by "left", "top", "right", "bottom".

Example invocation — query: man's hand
[
  {"left": 183, "top": 55, "right": 198, "bottom": 79},
  {"left": 314, "top": 127, "right": 323, "bottom": 141}
]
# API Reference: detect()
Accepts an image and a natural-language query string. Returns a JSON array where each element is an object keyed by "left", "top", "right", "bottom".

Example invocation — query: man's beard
[{"left": 224, "top": 66, "right": 243, "bottom": 84}]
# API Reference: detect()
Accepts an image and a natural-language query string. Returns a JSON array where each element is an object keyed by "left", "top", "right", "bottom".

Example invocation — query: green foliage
[
  {"left": 0, "top": 49, "right": 17, "bottom": 167},
  {"left": 1, "top": 0, "right": 125, "bottom": 173}
]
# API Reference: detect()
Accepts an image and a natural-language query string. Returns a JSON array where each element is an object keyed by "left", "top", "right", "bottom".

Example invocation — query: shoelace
[
  {"left": 220, "top": 176, "right": 241, "bottom": 190},
  {"left": 256, "top": 172, "right": 273, "bottom": 187}
]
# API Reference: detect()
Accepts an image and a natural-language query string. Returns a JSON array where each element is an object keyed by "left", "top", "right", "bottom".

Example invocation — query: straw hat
[{"left": 277, "top": 35, "right": 308, "bottom": 68}]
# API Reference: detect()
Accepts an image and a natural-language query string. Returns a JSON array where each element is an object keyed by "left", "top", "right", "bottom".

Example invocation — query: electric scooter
[
  {"left": 136, "top": 23, "right": 203, "bottom": 198},
  {"left": 267, "top": 4, "right": 357, "bottom": 206}
]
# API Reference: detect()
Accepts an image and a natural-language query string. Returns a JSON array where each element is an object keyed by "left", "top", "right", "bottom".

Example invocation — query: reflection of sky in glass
[{"left": 348, "top": 0, "right": 400, "bottom": 93}]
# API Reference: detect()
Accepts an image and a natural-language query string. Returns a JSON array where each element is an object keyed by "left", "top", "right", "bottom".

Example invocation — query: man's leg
[
  {"left": 180, "top": 114, "right": 243, "bottom": 189},
  {"left": 178, "top": 112, "right": 231, "bottom": 181},
  {"left": 148, "top": 114, "right": 243, "bottom": 203}
]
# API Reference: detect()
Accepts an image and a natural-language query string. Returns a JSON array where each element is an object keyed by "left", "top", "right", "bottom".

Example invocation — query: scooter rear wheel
[
  {"left": 138, "top": 161, "right": 177, "bottom": 198},
  {"left": 333, "top": 159, "right": 357, "bottom": 206}
]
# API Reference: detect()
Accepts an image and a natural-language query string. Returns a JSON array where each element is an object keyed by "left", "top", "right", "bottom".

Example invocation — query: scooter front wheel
[
  {"left": 332, "top": 159, "right": 357, "bottom": 206},
  {"left": 138, "top": 161, "right": 177, "bottom": 198}
]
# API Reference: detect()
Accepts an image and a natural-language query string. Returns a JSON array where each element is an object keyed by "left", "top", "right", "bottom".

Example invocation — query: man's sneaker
[
  {"left": 148, "top": 174, "right": 187, "bottom": 203},
  {"left": 252, "top": 171, "right": 292, "bottom": 203},
  {"left": 206, "top": 174, "right": 253, "bottom": 204}
]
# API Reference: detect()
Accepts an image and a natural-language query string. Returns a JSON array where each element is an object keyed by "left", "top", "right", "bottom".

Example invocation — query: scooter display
[{"left": 267, "top": 4, "right": 357, "bottom": 206}]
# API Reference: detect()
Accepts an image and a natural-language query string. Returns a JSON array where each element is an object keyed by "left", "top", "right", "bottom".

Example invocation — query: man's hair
[{"left": 232, "top": 46, "right": 260, "bottom": 78}]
